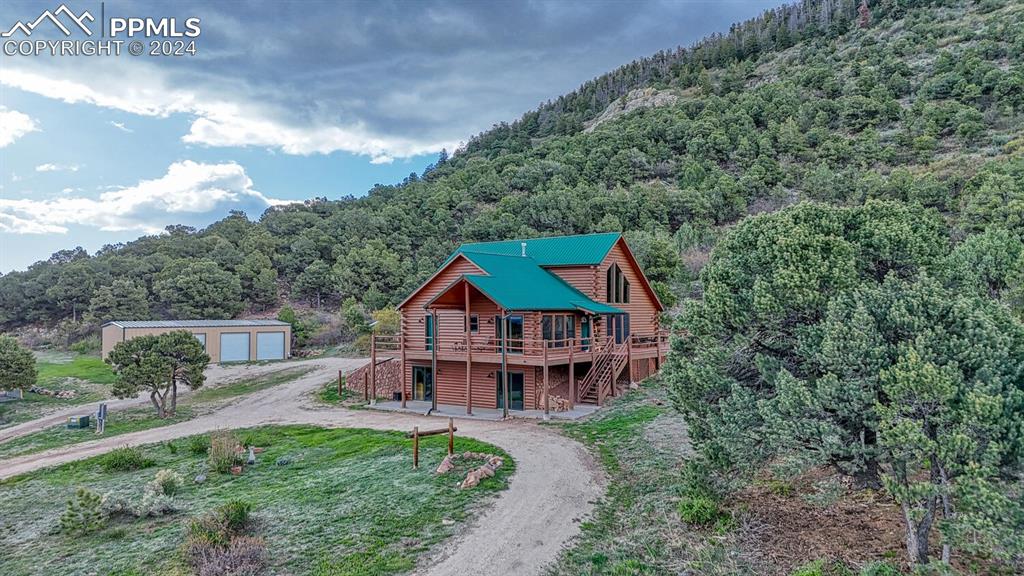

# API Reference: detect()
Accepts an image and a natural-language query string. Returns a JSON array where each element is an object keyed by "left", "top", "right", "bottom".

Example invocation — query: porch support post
[
  {"left": 370, "top": 332, "right": 377, "bottom": 405},
  {"left": 464, "top": 282, "right": 473, "bottom": 415},
  {"left": 542, "top": 342, "right": 549, "bottom": 420},
  {"left": 501, "top": 310, "right": 509, "bottom": 419},
  {"left": 626, "top": 334, "right": 634, "bottom": 390},
  {"left": 400, "top": 333, "right": 407, "bottom": 408},
  {"left": 431, "top": 308, "right": 438, "bottom": 413},
  {"left": 568, "top": 338, "right": 575, "bottom": 408}
]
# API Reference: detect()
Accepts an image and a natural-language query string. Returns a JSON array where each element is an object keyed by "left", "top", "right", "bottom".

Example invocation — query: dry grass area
[{"left": 732, "top": 468, "right": 906, "bottom": 575}]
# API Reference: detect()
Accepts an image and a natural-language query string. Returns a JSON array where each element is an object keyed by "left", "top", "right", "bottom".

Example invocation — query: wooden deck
[
  {"left": 373, "top": 332, "right": 668, "bottom": 366},
  {"left": 368, "top": 331, "right": 669, "bottom": 416}
]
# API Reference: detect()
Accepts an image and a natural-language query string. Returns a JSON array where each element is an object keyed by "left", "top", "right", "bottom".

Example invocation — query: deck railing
[{"left": 373, "top": 331, "right": 669, "bottom": 361}]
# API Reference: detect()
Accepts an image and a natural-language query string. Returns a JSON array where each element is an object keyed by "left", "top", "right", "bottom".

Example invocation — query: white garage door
[
  {"left": 256, "top": 332, "right": 286, "bottom": 361},
  {"left": 220, "top": 333, "right": 251, "bottom": 363}
]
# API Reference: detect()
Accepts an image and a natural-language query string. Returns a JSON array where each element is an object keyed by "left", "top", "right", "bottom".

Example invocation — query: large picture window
[{"left": 605, "top": 263, "right": 630, "bottom": 303}]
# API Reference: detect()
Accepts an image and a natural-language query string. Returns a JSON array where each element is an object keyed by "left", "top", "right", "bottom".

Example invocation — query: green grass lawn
[
  {"left": 0, "top": 355, "right": 115, "bottom": 428},
  {"left": 36, "top": 354, "right": 116, "bottom": 386},
  {"left": 0, "top": 407, "right": 196, "bottom": 460},
  {"left": 0, "top": 425, "right": 513, "bottom": 576},
  {"left": 0, "top": 367, "right": 313, "bottom": 460}
]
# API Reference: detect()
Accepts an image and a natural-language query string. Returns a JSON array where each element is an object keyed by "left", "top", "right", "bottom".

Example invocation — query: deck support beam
[
  {"left": 542, "top": 343, "right": 549, "bottom": 420},
  {"left": 626, "top": 335, "right": 633, "bottom": 392},
  {"left": 400, "top": 333, "right": 407, "bottom": 408},
  {"left": 464, "top": 282, "right": 473, "bottom": 415},
  {"left": 568, "top": 339, "right": 575, "bottom": 408},
  {"left": 369, "top": 333, "right": 377, "bottom": 404},
  {"left": 431, "top": 308, "right": 438, "bottom": 413}
]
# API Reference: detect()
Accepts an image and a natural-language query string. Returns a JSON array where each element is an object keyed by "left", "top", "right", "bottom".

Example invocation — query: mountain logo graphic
[{"left": 1, "top": 4, "right": 95, "bottom": 37}]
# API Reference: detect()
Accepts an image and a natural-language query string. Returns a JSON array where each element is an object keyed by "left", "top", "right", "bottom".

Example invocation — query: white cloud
[
  {"left": 1, "top": 65, "right": 453, "bottom": 162},
  {"left": 0, "top": 107, "right": 38, "bottom": 147},
  {"left": 0, "top": 161, "right": 286, "bottom": 235},
  {"left": 35, "top": 163, "right": 81, "bottom": 172},
  {"left": 109, "top": 121, "right": 133, "bottom": 133}
]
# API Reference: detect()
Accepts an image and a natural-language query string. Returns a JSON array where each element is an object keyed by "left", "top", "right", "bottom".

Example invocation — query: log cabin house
[{"left": 372, "top": 232, "right": 668, "bottom": 416}]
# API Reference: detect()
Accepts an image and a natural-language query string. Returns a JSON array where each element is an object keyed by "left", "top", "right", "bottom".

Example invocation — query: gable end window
[{"left": 605, "top": 264, "right": 630, "bottom": 304}]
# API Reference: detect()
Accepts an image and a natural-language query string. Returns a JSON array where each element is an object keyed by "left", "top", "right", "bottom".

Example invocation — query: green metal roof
[
  {"left": 452, "top": 232, "right": 620, "bottom": 266},
  {"left": 430, "top": 251, "right": 624, "bottom": 314}
]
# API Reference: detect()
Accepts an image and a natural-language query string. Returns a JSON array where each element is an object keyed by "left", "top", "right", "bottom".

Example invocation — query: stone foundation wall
[{"left": 346, "top": 358, "right": 402, "bottom": 400}]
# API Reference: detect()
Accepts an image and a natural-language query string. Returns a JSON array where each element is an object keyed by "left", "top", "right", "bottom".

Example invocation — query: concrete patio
[{"left": 368, "top": 400, "right": 600, "bottom": 421}]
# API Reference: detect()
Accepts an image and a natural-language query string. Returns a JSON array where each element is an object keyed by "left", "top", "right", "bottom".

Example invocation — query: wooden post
[
  {"left": 465, "top": 282, "right": 473, "bottom": 415},
  {"left": 369, "top": 334, "right": 377, "bottom": 405},
  {"left": 337, "top": 370, "right": 344, "bottom": 397},
  {"left": 568, "top": 339, "right": 575, "bottom": 408},
  {"left": 412, "top": 426, "right": 419, "bottom": 469},
  {"left": 627, "top": 335, "right": 634, "bottom": 389},
  {"left": 543, "top": 344, "right": 549, "bottom": 419},
  {"left": 400, "top": 333, "right": 407, "bottom": 408},
  {"left": 447, "top": 418, "right": 454, "bottom": 455},
  {"left": 363, "top": 371, "right": 368, "bottom": 401}
]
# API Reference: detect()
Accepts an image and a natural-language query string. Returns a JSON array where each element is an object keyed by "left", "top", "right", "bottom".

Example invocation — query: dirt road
[
  {"left": 0, "top": 356, "right": 605, "bottom": 576},
  {"left": 0, "top": 359, "right": 347, "bottom": 443}
]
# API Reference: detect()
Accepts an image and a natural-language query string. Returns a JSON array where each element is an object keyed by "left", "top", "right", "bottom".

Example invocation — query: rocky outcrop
[{"left": 583, "top": 87, "right": 680, "bottom": 133}]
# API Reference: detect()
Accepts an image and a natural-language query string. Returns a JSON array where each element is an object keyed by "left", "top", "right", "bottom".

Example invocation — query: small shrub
[
  {"left": 69, "top": 335, "right": 101, "bottom": 355},
  {"left": 217, "top": 500, "right": 253, "bottom": 532},
  {"left": 187, "top": 535, "right": 266, "bottom": 576},
  {"left": 60, "top": 487, "right": 106, "bottom": 535},
  {"left": 185, "top": 501, "right": 263, "bottom": 576},
  {"left": 188, "top": 435, "right": 210, "bottom": 455},
  {"left": 208, "top": 431, "right": 240, "bottom": 474},
  {"left": 677, "top": 494, "right": 722, "bottom": 525},
  {"left": 101, "top": 493, "right": 135, "bottom": 518},
  {"left": 165, "top": 441, "right": 178, "bottom": 454},
  {"left": 187, "top": 514, "right": 231, "bottom": 549},
  {"left": 135, "top": 490, "right": 177, "bottom": 517},
  {"left": 149, "top": 468, "right": 184, "bottom": 496},
  {"left": 766, "top": 479, "right": 795, "bottom": 497},
  {"left": 99, "top": 446, "right": 154, "bottom": 472}
]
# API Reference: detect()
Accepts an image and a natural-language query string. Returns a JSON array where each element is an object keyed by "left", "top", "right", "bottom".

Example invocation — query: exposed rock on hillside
[{"left": 583, "top": 87, "right": 680, "bottom": 133}]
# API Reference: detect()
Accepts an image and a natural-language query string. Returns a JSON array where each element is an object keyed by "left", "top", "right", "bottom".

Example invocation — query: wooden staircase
[{"left": 577, "top": 338, "right": 629, "bottom": 405}]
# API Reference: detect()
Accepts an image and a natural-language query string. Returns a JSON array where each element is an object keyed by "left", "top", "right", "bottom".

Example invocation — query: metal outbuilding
[{"left": 101, "top": 320, "right": 292, "bottom": 363}]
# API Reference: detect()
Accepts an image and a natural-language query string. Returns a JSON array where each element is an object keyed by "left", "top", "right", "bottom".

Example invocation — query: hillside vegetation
[
  {"left": 1, "top": 0, "right": 1021, "bottom": 334},
  {"left": 1, "top": 0, "right": 1023, "bottom": 572}
]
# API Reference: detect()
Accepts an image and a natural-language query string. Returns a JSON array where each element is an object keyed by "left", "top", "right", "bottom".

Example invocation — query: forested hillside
[{"left": 1, "top": 0, "right": 1022, "bottom": 338}]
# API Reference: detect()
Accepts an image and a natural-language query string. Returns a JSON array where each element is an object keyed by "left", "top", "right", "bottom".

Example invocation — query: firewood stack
[{"left": 547, "top": 395, "right": 571, "bottom": 412}]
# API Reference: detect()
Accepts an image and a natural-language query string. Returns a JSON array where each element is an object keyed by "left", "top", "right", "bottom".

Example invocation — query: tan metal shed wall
[
  {"left": 100, "top": 324, "right": 126, "bottom": 359},
  {"left": 101, "top": 325, "right": 291, "bottom": 363}
]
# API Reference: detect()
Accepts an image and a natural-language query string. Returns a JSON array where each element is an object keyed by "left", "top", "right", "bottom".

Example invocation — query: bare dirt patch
[{"left": 732, "top": 468, "right": 905, "bottom": 575}]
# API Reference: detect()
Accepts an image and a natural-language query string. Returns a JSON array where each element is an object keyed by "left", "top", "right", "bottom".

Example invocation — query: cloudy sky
[{"left": 0, "top": 0, "right": 779, "bottom": 272}]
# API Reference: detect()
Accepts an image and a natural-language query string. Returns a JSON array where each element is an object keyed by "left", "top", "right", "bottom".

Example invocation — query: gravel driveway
[{"left": 0, "top": 356, "right": 605, "bottom": 576}]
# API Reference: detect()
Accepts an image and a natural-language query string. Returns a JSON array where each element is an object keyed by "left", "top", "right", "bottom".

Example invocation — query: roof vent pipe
[{"left": 521, "top": 242, "right": 527, "bottom": 257}]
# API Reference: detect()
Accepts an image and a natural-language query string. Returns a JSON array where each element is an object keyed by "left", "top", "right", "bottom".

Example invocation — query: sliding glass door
[
  {"left": 412, "top": 366, "right": 433, "bottom": 401},
  {"left": 496, "top": 371, "right": 524, "bottom": 410}
]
